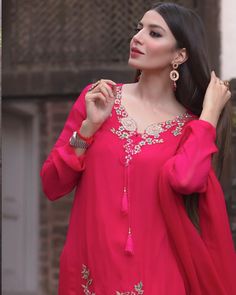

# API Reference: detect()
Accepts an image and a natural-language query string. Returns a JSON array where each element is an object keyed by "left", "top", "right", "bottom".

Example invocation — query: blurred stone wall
[
  {"left": 3, "top": 0, "right": 220, "bottom": 96},
  {"left": 39, "top": 98, "right": 74, "bottom": 294}
]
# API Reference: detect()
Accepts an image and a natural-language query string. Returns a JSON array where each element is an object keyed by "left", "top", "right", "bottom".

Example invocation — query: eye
[
  {"left": 150, "top": 31, "right": 162, "bottom": 38},
  {"left": 134, "top": 27, "right": 142, "bottom": 33}
]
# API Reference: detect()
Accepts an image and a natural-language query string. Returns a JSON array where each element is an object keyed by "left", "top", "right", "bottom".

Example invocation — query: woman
[{"left": 41, "top": 2, "right": 236, "bottom": 294}]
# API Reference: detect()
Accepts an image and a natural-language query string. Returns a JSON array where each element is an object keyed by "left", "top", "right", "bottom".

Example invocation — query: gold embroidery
[
  {"left": 111, "top": 85, "right": 193, "bottom": 165},
  {"left": 116, "top": 281, "right": 144, "bottom": 295},
  {"left": 81, "top": 264, "right": 144, "bottom": 294},
  {"left": 81, "top": 264, "right": 95, "bottom": 295}
]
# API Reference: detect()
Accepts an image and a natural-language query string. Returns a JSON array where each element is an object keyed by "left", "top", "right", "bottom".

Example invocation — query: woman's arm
[
  {"left": 40, "top": 79, "right": 117, "bottom": 201},
  {"left": 165, "top": 71, "right": 231, "bottom": 195},
  {"left": 165, "top": 119, "right": 218, "bottom": 195},
  {"left": 40, "top": 84, "right": 92, "bottom": 201}
]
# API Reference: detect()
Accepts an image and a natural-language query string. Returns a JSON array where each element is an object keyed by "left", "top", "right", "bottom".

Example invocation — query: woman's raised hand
[
  {"left": 85, "top": 79, "right": 117, "bottom": 124},
  {"left": 80, "top": 79, "right": 117, "bottom": 137},
  {"left": 200, "top": 71, "right": 231, "bottom": 127}
]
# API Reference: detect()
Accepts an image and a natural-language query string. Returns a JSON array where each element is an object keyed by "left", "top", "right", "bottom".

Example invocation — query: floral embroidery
[
  {"left": 116, "top": 281, "right": 144, "bottom": 295},
  {"left": 81, "top": 264, "right": 95, "bottom": 295},
  {"left": 81, "top": 264, "right": 144, "bottom": 295},
  {"left": 111, "top": 85, "right": 193, "bottom": 165}
]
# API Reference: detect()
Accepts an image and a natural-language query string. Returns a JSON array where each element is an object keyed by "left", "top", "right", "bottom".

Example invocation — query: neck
[{"left": 135, "top": 68, "right": 176, "bottom": 107}]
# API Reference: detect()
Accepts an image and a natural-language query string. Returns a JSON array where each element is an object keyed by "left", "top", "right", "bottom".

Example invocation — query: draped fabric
[
  {"left": 41, "top": 83, "right": 236, "bottom": 295},
  {"left": 158, "top": 164, "right": 236, "bottom": 295}
]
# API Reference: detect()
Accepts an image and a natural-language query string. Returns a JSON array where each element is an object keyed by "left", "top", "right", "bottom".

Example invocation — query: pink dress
[{"left": 41, "top": 83, "right": 236, "bottom": 295}]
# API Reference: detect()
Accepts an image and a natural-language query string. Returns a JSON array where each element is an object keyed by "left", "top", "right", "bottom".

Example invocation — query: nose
[{"left": 132, "top": 30, "right": 144, "bottom": 45}]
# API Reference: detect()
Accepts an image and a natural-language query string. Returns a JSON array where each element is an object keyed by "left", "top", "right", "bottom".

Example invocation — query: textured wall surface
[
  {"left": 3, "top": 0, "right": 219, "bottom": 96},
  {"left": 39, "top": 98, "right": 75, "bottom": 294},
  {"left": 220, "top": 0, "right": 236, "bottom": 80}
]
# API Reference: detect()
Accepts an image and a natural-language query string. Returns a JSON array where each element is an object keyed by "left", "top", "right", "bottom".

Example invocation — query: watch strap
[
  {"left": 77, "top": 128, "right": 94, "bottom": 144},
  {"left": 69, "top": 131, "right": 91, "bottom": 149}
]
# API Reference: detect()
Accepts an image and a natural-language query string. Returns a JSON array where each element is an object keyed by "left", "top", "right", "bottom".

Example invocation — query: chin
[{"left": 128, "top": 58, "right": 141, "bottom": 70}]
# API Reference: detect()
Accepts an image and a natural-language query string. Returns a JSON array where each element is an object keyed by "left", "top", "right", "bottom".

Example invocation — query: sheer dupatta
[{"left": 158, "top": 163, "right": 236, "bottom": 295}]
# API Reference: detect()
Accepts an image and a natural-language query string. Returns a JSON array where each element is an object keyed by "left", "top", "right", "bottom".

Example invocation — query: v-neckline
[{"left": 116, "top": 83, "right": 191, "bottom": 136}]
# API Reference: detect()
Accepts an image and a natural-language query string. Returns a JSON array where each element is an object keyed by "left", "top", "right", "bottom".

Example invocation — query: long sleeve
[
  {"left": 166, "top": 119, "right": 218, "bottom": 195},
  {"left": 40, "top": 84, "right": 91, "bottom": 201},
  {"left": 157, "top": 120, "right": 236, "bottom": 294}
]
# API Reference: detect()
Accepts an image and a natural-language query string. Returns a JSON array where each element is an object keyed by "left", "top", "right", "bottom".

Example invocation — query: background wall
[
  {"left": 220, "top": 0, "right": 236, "bottom": 246},
  {"left": 220, "top": 0, "right": 236, "bottom": 80}
]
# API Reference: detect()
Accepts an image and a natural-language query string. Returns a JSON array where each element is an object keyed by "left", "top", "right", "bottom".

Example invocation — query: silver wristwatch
[{"left": 69, "top": 131, "right": 90, "bottom": 149}]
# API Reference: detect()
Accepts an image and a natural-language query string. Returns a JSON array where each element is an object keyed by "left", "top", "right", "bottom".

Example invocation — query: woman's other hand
[{"left": 200, "top": 71, "right": 231, "bottom": 127}]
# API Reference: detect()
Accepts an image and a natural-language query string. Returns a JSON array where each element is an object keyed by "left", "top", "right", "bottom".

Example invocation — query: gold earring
[{"left": 170, "top": 63, "right": 179, "bottom": 91}]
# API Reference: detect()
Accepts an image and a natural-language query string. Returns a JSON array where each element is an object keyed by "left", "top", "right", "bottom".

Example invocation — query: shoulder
[
  {"left": 181, "top": 113, "right": 199, "bottom": 131},
  {"left": 119, "top": 82, "right": 138, "bottom": 94}
]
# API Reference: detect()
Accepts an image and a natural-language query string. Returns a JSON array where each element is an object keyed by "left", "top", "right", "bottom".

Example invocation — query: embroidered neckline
[
  {"left": 114, "top": 84, "right": 192, "bottom": 136},
  {"left": 109, "top": 84, "right": 196, "bottom": 256},
  {"left": 111, "top": 84, "right": 194, "bottom": 166}
]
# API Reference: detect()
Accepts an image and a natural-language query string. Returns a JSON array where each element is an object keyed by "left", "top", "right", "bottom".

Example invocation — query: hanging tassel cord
[
  {"left": 121, "top": 187, "right": 129, "bottom": 214},
  {"left": 125, "top": 227, "right": 134, "bottom": 255}
]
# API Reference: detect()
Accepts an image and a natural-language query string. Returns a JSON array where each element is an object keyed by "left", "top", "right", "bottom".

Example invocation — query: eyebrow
[{"left": 137, "top": 22, "right": 166, "bottom": 32}]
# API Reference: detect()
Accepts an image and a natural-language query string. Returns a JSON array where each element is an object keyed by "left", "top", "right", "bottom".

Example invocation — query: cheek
[{"left": 147, "top": 40, "right": 175, "bottom": 63}]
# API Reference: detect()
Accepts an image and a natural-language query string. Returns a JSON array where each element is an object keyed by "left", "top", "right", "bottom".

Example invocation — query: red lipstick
[
  {"left": 131, "top": 47, "right": 144, "bottom": 54},
  {"left": 130, "top": 47, "right": 144, "bottom": 58}
]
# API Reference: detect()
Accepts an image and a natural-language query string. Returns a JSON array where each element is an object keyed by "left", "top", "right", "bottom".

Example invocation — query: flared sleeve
[
  {"left": 40, "top": 84, "right": 91, "bottom": 201},
  {"left": 166, "top": 119, "right": 218, "bottom": 195},
  {"left": 158, "top": 119, "right": 236, "bottom": 295}
]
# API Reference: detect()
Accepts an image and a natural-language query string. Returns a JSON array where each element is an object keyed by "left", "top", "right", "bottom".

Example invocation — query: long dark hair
[{"left": 135, "top": 2, "right": 231, "bottom": 231}]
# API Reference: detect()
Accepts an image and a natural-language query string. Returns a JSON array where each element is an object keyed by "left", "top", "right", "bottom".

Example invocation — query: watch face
[
  {"left": 69, "top": 131, "right": 89, "bottom": 149},
  {"left": 69, "top": 131, "right": 77, "bottom": 146}
]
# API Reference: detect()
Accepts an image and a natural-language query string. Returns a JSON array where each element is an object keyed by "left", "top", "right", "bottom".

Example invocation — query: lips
[{"left": 131, "top": 47, "right": 144, "bottom": 54}]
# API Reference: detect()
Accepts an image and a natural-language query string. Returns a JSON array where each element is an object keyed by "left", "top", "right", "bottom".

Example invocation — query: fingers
[
  {"left": 88, "top": 79, "right": 117, "bottom": 102},
  {"left": 211, "top": 70, "right": 230, "bottom": 91},
  {"left": 211, "top": 70, "right": 222, "bottom": 85},
  {"left": 99, "top": 85, "right": 113, "bottom": 99},
  {"left": 89, "top": 92, "right": 108, "bottom": 106},
  {"left": 91, "top": 79, "right": 116, "bottom": 91},
  {"left": 211, "top": 70, "right": 217, "bottom": 81},
  {"left": 211, "top": 70, "right": 216, "bottom": 80},
  {"left": 101, "top": 79, "right": 117, "bottom": 86},
  {"left": 209, "top": 71, "right": 231, "bottom": 104}
]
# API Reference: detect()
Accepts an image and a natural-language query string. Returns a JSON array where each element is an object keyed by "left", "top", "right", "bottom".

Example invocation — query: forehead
[{"left": 140, "top": 10, "right": 170, "bottom": 32}]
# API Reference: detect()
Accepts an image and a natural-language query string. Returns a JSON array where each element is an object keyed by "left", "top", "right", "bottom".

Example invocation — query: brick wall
[{"left": 39, "top": 98, "right": 75, "bottom": 295}]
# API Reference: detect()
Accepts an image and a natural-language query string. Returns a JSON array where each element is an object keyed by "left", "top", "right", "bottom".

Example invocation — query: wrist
[
  {"left": 79, "top": 119, "right": 101, "bottom": 137},
  {"left": 199, "top": 108, "right": 220, "bottom": 128}
]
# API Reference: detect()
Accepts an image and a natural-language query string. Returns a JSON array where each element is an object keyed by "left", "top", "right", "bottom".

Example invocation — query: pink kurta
[{"left": 41, "top": 83, "right": 236, "bottom": 295}]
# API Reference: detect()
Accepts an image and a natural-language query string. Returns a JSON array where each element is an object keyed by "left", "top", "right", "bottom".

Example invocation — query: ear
[{"left": 172, "top": 48, "right": 188, "bottom": 65}]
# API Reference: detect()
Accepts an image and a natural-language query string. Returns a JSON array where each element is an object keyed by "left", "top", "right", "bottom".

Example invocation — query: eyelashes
[
  {"left": 150, "top": 31, "right": 162, "bottom": 38},
  {"left": 133, "top": 27, "right": 162, "bottom": 38}
]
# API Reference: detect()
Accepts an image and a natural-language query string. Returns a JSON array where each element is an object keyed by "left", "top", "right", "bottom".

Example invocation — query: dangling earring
[{"left": 170, "top": 63, "right": 179, "bottom": 91}]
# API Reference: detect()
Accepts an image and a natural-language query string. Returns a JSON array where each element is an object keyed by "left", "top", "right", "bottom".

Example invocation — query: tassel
[
  {"left": 121, "top": 187, "right": 128, "bottom": 214},
  {"left": 125, "top": 228, "right": 134, "bottom": 255}
]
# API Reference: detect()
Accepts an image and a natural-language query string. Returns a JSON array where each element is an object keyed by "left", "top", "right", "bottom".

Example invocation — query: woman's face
[{"left": 128, "top": 10, "right": 178, "bottom": 71}]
